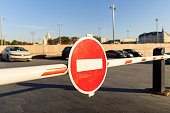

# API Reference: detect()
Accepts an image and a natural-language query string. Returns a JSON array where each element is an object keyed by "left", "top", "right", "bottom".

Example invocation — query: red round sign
[{"left": 68, "top": 37, "right": 107, "bottom": 97}]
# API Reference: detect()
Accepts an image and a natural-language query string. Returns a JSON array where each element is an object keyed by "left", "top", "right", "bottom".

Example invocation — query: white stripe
[{"left": 77, "top": 59, "right": 103, "bottom": 72}]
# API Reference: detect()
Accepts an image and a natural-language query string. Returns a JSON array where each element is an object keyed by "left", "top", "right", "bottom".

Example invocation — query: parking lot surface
[{"left": 0, "top": 58, "right": 170, "bottom": 113}]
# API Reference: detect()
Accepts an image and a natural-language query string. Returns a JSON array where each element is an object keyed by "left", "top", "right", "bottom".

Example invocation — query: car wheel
[
  {"left": 27, "top": 60, "right": 31, "bottom": 62},
  {"left": 62, "top": 55, "right": 66, "bottom": 60},
  {"left": 1, "top": 57, "right": 4, "bottom": 61}
]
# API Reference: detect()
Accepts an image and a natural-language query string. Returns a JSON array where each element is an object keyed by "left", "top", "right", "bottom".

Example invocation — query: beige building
[
  {"left": 93, "top": 36, "right": 108, "bottom": 44},
  {"left": 138, "top": 29, "right": 170, "bottom": 43},
  {"left": 43, "top": 32, "right": 53, "bottom": 45},
  {"left": 97, "top": 37, "right": 108, "bottom": 43}
]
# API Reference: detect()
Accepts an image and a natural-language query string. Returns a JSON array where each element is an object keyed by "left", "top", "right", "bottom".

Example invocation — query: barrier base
[{"left": 147, "top": 88, "right": 170, "bottom": 96}]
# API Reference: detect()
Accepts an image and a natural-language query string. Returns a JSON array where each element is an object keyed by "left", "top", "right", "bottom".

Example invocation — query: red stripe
[
  {"left": 47, "top": 67, "right": 65, "bottom": 70},
  {"left": 161, "top": 57, "right": 164, "bottom": 59},
  {"left": 41, "top": 67, "right": 67, "bottom": 76},
  {"left": 107, "top": 62, "right": 109, "bottom": 66},
  {"left": 153, "top": 57, "right": 156, "bottom": 60},
  {"left": 125, "top": 60, "right": 132, "bottom": 64},
  {"left": 142, "top": 58, "right": 146, "bottom": 62}
]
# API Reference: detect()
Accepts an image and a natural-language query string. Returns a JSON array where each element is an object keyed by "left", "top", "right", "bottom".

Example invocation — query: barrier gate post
[
  {"left": 153, "top": 47, "right": 165, "bottom": 92},
  {"left": 151, "top": 47, "right": 170, "bottom": 95}
]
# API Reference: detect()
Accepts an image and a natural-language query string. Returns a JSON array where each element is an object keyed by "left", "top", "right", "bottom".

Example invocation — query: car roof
[
  {"left": 106, "top": 50, "right": 119, "bottom": 52},
  {"left": 65, "top": 46, "right": 72, "bottom": 48}
]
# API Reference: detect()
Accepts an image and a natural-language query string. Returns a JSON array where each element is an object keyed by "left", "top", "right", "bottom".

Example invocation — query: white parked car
[{"left": 1, "top": 46, "right": 32, "bottom": 62}]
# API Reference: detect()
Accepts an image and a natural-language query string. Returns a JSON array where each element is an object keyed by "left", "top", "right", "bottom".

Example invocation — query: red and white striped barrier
[
  {"left": 0, "top": 55, "right": 169, "bottom": 86},
  {"left": 0, "top": 64, "right": 67, "bottom": 85},
  {"left": 107, "top": 54, "right": 170, "bottom": 67}
]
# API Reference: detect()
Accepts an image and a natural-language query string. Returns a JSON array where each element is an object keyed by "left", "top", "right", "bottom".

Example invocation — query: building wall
[
  {"left": 1, "top": 44, "right": 170, "bottom": 57},
  {"left": 139, "top": 31, "right": 170, "bottom": 43},
  {"left": 164, "top": 32, "right": 170, "bottom": 43},
  {"left": 97, "top": 37, "right": 107, "bottom": 43},
  {"left": 139, "top": 32, "right": 164, "bottom": 43}
]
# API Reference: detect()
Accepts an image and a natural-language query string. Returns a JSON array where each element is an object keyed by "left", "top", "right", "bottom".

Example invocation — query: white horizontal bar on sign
[
  {"left": 77, "top": 59, "right": 103, "bottom": 72},
  {"left": 107, "top": 55, "right": 166, "bottom": 68},
  {"left": 0, "top": 64, "right": 68, "bottom": 85}
]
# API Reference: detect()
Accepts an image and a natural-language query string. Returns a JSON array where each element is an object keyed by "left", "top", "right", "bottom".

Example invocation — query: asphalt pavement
[{"left": 0, "top": 58, "right": 170, "bottom": 113}]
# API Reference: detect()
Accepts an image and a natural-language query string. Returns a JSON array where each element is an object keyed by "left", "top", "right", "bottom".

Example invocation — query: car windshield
[
  {"left": 119, "top": 51, "right": 128, "bottom": 54},
  {"left": 9, "top": 47, "right": 26, "bottom": 51},
  {"left": 131, "top": 49, "right": 136, "bottom": 52},
  {"left": 118, "top": 50, "right": 125, "bottom": 53},
  {"left": 114, "top": 51, "right": 121, "bottom": 53},
  {"left": 64, "top": 47, "right": 72, "bottom": 51}
]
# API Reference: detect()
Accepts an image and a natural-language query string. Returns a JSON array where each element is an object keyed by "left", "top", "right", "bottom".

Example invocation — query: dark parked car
[
  {"left": 165, "top": 53, "right": 170, "bottom": 64},
  {"left": 106, "top": 50, "right": 126, "bottom": 58},
  {"left": 123, "top": 49, "right": 143, "bottom": 57},
  {"left": 62, "top": 47, "right": 72, "bottom": 59},
  {"left": 117, "top": 50, "right": 133, "bottom": 58}
]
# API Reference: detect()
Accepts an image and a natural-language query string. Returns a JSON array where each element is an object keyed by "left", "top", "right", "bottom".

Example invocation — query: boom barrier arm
[
  {"left": 107, "top": 54, "right": 170, "bottom": 68},
  {"left": 0, "top": 64, "right": 67, "bottom": 85},
  {"left": 0, "top": 55, "right": 169, "bottom": 86}
]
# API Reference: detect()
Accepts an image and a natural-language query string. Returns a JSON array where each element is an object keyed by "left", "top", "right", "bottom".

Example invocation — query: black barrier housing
[{"left": 153, "top": 47, "right": 165, "bottom": 92}]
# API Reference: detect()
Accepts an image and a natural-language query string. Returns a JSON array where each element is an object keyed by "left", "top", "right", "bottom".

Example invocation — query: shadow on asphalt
[
  {"left": 0, "top": 82, "right": 148, "bottom": 97},
  {"left": 99, "top": 87, "right": 147, "bottom": 93},
  {"left": 0, "top": 56, "right": 67, "bottom": 62},
  {"left": 33, "top": 55, "right": 67, "bottom": 61}
]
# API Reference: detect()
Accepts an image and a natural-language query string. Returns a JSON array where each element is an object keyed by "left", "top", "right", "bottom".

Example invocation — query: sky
[{"left": 1, "top": 0, "right": 170, "bottom": 42}]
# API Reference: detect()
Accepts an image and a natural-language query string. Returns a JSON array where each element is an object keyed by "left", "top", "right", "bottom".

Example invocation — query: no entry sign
[{"left": 68, "top": 37, "right": 107, "bottom": 97}]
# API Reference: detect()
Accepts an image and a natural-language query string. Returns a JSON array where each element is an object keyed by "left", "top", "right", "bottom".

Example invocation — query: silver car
[{"left": 1, "top": 46, "right": 32, "bottom": 62}]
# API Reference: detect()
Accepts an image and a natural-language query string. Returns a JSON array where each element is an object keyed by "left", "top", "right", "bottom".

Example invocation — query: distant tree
[
  {"left": 93, "top": 36, "right": 98, "bottom": 40},
  {"left": 11, "top": 40, "right": 19, "bottom": 45},
  {"left": 0, "top": 40, "right": 10, "bottom": 45},
  {"left": 18, "top": 41, "right": 23, "bottom": 45},
  {"left": 71, "top": 37, "right": 80, "bottom": 44},
  {"left": 5, "top": 41, "right": 11, "bottom": 45},
  {"left": 61, "top": 36, "right": 71, "bottom": 44},
  {"left": 22, "top": 42, "right": 27, "bottom": 45},
  {"left": 54, "top": 36, "right": 71, "bottom": 44},
  {"left": 48, "top": 39, "right": 54, "bottom": 45}
]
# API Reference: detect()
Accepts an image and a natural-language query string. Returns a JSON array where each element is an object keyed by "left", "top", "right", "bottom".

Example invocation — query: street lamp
[
  {"left": 110, "top": 5, "right": 116, "bottom": 44},
  {"left": 1, "top": 16, "right": 5, "bottom": 45},
  {"left": 57, "top": 23, "right": 62, "bottom": 44},
  {"left": 127, "top": 30, "right": 129, "bottom": 39},
  {"left": 156, "top": 18, "right": 159, "bottom": 43},
  {"left": 3, "top": 35, "right": 7, "bottom": 45},
  {"left": 98, "top": 27, "right": 101, "bottom": 38},
  {"left": 30, "top": 32, "right": 35, "bottom": 45}
]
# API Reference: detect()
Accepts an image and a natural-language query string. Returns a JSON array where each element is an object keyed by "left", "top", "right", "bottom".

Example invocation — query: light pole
[
  {"left": 144, "top": 32, "right": 145, "bottom": 43},
  {"left": 1, "top": 16, "right": 5, "bottom": 45},
  {"left": 156, "top": 18, "right": 159, "bottom": 43},
  {"left": 98, "top": 27, "right": 101, "bottom": 38},
  {"left": 57, "top": 23, "right": 62, "bottom": 44},
  {"left": 127, "top": 30, "right": 129, "bottom": 39},
  {"left": 31, "top": 32, "right": 35, "bottom": 45},
  {"left": 110, "top": 5, "right": 116, "bottom": 44},
  {"left": 3, "top": 35, "right": 7, "bottom": 45}
]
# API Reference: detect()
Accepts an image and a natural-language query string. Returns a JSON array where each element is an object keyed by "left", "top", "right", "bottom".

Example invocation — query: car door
[
  {"left": 2, "top": 47, "right": 9, "bottom": 60},
  {"left": 111, "top": 51, "right": 117, "bottom": 57}
]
